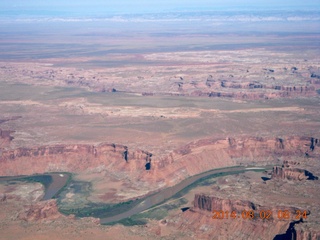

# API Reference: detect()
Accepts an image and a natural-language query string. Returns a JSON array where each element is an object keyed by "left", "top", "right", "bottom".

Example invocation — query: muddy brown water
[{"left": 43, "top": 174, "right": 70, "bottom": 200}]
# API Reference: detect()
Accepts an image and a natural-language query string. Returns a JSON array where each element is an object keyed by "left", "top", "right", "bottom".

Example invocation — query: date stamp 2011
[{"left": 212, "top": 210, "right": 309, "bottom": 220}]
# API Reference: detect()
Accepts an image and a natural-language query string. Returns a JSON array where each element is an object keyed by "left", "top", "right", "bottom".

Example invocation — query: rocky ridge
[
  {"left": 1, "top": 58, "right": 320, "bottom": 101},
  {"left": 190, "top": 194, "right": 319, "bottom": 240},
  {"left": 18, "top": 199, "right": 63, "bottom": 222},
  {"left": 0, "top": 136, "right": 318, "bottom": 188},
  {"left": 194, "top": 194, "right": 302, "bottom": 221},
  {"left": 271, "top": 166, "right": 318, "bottom": 181}
]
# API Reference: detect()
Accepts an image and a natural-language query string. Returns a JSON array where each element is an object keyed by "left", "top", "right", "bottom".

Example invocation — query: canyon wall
[
  {"left": 170, "top": 77, "right": 319, "bottom": 100},
  {"left": 0, "top": 143, "right": 151, "bottom": 177},
  {"left": 194, "top": 194, "right": 256, "bottom": 213},
  {"left": 173, "top": 195, "right": 291, "bottom": 240},
  {"left": 295, "top": 228, "right": 320, "bottom": 240},
  {"left": 193, "top": 194, "right": 300, "bottom": 221},
  {"left": 18, "top": 200, "right": 63, "bottom": 222},
  {"left": 271, "top": 166, "right": 318, "bottom": 181},
  {"left": 189, "top": 194, "right": 319, "bottom": 240},
  {"left": 0, "top": 136, "right": 318, "bottom": 186},
  {"left": 154, "top": 136, "right": 319, "bottom": 184}
]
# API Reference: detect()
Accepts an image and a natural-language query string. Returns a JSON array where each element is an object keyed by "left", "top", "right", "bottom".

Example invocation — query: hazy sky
[{"left": 1, "top": 0, "right": 319, "bottom": 15}]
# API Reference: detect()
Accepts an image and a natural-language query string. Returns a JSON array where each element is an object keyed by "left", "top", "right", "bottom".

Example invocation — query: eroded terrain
[{"left": 0, "top": 16, "right": 320, "bottom": 239}]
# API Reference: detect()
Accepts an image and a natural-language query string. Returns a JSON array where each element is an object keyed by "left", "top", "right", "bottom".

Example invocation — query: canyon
[
  {"left": 1, "top": 136, "right": 319, "bottom": 189},
  {"left": 271, "top": 166, "right": 318, "bottom": 181},
  {"left": 1, "top": 75, "right": 319, "bottom": 240},
  {"left": 0, "top": 8, "right": 320, "bottom": 239},
  {"left": 159, "top": 152, "right": 320, "bottom": 240},
  {"left": 1, "top": 49, "right": 319, "bottom": 101},
  {"left": 178, "top": 191, "right": 320, "bottom": 240}
]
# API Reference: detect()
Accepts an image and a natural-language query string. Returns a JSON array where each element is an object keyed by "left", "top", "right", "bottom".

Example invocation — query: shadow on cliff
[
  {"left": 261, "top": 177, "right": 271, "bottom": 181},
  {"left": 273, "top": 218, "right": 303, "bottom": 240}
]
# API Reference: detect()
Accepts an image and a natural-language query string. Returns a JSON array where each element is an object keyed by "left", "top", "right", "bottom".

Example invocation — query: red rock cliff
[
  {"left": 0, "top": 143, "right": 152, "bottom": 177},
  {"left": 154, "top": 136, "right": 319, "bottom": 185},
  {"left": 271, "top": 166, "right": 318, "bottom": 181},
  {"left": 193, "top": 194, "right": 302, "bottom": 222},
  {"left": 0, "top": 136, "right": 318, "bottom": 186},
  {"left": 194, "top": 194, "right": 256, "bottom": 212},
  {"left": 295, "top": 228, "right": 320, "bottom": 240},
  {"left": 173, "top": 194, "right": 304, "bottom": 239}
]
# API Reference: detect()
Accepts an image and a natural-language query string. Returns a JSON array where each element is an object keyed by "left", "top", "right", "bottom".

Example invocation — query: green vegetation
[
  {"left": 57, "top": 178, "right": 143, "bottom": 219},
  {"left": 102, "top": 168, "right": 268, "bottom": 226},
  {"left": 104, "top": 198, "right": 188, "bottom": 226},
  {"left": 114, "top": 217, "right": 148, "bottom": 226},
  {"left": 172, "top": 171, "right": 243, "bottom": 199},
  {"left": 1, "top": 167, "right": 267, "bottom": 226},
  {"left": 60, "top": 169, "right": 223, "bottom": 223},
  {"left": 2, "top": 167, "right": 267, "bottom": 226},
  {"left": 59, "top": 199, "right": 142, "bottom": 219},
  {"left": 137, "top": 198, "right": 188, "bottom": 220}
]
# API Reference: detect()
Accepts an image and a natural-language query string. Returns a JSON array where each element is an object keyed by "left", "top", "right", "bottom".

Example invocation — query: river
[
  {"left": 100, "top": 166, "right": 271, "bottom": 224},
  {"left": 0, "top": 166, "right": 271, "bottom": 224},
  {"left": 0, "top": 173, "right": 70, "bottom": 200}
]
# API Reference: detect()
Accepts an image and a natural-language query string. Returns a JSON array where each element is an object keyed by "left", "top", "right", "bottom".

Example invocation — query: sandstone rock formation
[
  {"left": 194, "top": 194, "right": 256, "bottom": 212},
  {"left": 271, "top": 166, "right": 318, "bottom": 181},
  {"left": 172, "top": 195, "right": 294, "bottom": 240},
  {"left": 295, "top": 228, "right": 320, "bottom": 240},
  {"left": 206, "top": 86, "right": 316, "bottom": 100},
  {"left": 160, "top": 136, "right": 319, "bottom": 175},
  {"left": 18, "top": 199, "right": 62, "bottom": 222},
  {"left": 274, "top": 219, "right": 320, "bottom": 240},
  {"left": 193, "top": 194, "right": 301, "bottom": 221},
  {"left": 185, "top": 194, "right": 316, "bottom": 239},
  {"left": 16, "top": 198, "right": 101, "bottom": 225},
  {"left": 1, "top": 57, "right": 319, "bottom": 101},
  {"left": 0, "top": 143, "right": 152, "bottom": 177},
  {"left": 0, "top": 136, "right": 318, "bottom": 188}
]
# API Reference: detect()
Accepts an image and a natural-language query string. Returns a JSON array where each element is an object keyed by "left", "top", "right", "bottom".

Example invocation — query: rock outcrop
[
  {"left": 18, "top": 199, "right": 62, "bottom": 222},
  {"left": 17, "top": 199, "right": 100, "bottom": 224},
  {"left": 159, "top": 136, "right": 320, "bottom": 177},
  {"left": 186, "top": 194, "right": 317, "bottom": 239},
  {"left": 0, "top": 143, "right": 152, "bottom": 176},
  {"left": 271, "top": 166, "right": 318, "bottom": 181},
  {"left": 0, "top": 136, "right": 319, "bottom": 186},
  {"left": 274, "top": 220, "right": 320, "bottom": 240},
  {"left": 194, "top": 194, "right": 256, "bottom": 212},
  {"left": 295, "top": 228, "right": 320, "bottom": 240},
  {"left": 193, "top": 194, "right": 301, "bottom": 221},
  {"left": 172, "top": 194, "right": 304, "bottom": 240}
]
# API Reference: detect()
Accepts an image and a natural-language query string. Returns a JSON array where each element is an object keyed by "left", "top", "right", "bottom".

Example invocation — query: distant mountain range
[{"left": 1, "top": 10, "right": 319, "bottom": 23}]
